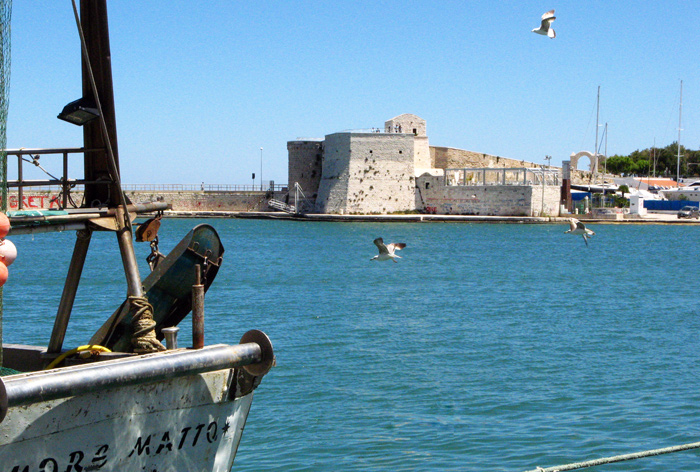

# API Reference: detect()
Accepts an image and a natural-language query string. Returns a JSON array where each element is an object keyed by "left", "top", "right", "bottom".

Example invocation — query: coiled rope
[
  {"left": 128, "top": 295, "right": 166, "bottom": 354},
  {"left": 525, "top": 441, "right": 700, "bottom": 472}
]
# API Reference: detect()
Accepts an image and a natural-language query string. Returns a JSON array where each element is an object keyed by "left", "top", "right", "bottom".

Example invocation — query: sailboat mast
[
  {"left": 677, "top": 80, "right": 682, "bottom": 185},
  {"left": 595, "top": 86, "right": 600, "bottom": 183},
  {"left": 604, "top": 122, "right": 607, "bottom": 175}
]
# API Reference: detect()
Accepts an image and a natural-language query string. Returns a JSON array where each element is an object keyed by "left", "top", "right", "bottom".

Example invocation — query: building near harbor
[{"left": 288, "top": 114, "right": 563, "bottom": 216}]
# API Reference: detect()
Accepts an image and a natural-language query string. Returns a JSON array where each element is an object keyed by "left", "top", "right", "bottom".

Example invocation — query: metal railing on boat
[
  {"left": 0, "top": 331, "right": 274, "bottom": 423},
  {"left": 6, "top": 201, "right": 170, "bottom": 235},
  {"left": 1, "top": 147, "right": 105, "bottom": 210}
]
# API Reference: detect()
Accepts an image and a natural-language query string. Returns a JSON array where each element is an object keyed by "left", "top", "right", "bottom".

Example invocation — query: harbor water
[{"left": 3, "top": 218, "right": 700, "bottom": 471}]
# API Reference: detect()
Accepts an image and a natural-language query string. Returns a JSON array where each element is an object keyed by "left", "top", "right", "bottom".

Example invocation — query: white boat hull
[
  {"left": 0, "top": 368, "right": 253, "bottom": 472},
  {"left": 0, "top": 339, "right": 274, "bottom": 472}
]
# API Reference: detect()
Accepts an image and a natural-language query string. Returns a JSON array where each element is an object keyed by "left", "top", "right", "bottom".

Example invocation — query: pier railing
[
  {"left": 121, "top": 183, "right": 288, "bottom": 192},
  {"left": 4, "top": 183, "right": 289, "bottom": 193}
]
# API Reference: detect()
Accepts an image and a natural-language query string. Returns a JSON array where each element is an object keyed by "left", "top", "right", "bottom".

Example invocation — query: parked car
[{"left": 677, "top": 205, "right": 700, "bottom": 219}]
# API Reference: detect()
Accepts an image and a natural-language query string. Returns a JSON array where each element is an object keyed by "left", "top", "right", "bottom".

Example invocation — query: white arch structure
[{"left": 569, "top": 151, "right": 599, "bottom": 174}]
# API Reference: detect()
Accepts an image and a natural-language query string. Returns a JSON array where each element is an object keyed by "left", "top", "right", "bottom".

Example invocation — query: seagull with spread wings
[
  {"left": 532, "top": 10, "right": 556, "bottom": 38},
  {"left": 564, "top": 218, "right": 595, "bottom": 246},
  {"left": 370, "top": 238, "right": 406, "bottom": 263}
]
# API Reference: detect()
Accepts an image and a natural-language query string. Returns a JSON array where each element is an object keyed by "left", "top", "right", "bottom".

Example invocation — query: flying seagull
[
  {"left": 532, "top": 9, "right": 556, "bottom": 38},
  {"left": 371, "top": 237, "right": 406, "bottom": 263},
  {"left": 564, "top": 218, "right": 595, "bottom": 246}
]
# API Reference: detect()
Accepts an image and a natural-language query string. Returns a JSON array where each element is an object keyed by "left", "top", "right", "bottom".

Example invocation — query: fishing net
[
  {"left": 0, "top": 0, "right": 11, "bottom": 367},
  {"left": 0, "top": 0, "right": 10, "bottom": 211},
  {"left": 0, "top": 366, "right": 19, "bottom": 376}
]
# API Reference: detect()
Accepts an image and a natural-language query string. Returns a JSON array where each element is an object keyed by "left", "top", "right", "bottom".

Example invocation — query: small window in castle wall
[
  {"left": 425, "top": 182, "right": 430, "bottom": 189},
  {"left": 413, "top": 129, "right": 417, "bottom": 135},
  {"left": 399, "top": 150, "right": 402, "bottom": 154}
]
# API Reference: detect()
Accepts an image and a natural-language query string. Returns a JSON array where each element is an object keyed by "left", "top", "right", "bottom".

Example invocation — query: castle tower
[
  {"left": 315, "top": 132, "right": 416, "bottom": 214},
  {"left": 384, "top": 114, "right": 430, "bottom": 173},
  {"left": 287, "top": 139, "right": 324, "bottom": 201}
]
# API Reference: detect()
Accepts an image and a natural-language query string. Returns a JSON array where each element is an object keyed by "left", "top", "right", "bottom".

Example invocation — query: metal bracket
[{"left": 228, "top": 330, "right": 275, "bottom": 399}]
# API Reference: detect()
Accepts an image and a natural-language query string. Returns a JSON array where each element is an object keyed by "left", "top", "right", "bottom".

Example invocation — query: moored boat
[{"left": 0, "top": 2, "right": 274, "bottom": 470}]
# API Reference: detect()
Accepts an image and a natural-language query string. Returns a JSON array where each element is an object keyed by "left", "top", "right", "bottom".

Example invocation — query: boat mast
[
  {"left": 73, "top": 0, "right": 141, "bottom": 290},
  {"left": 603, "top": 122, "right": 607, "bottom": 176},
  {"left": 676, "top": 79, "right": 682, "bottom": 185},
  {"left": 594, "top": 86, "right": 600, "bottom": 184},
  {"left": 79, "top": 0, "right": 123, "bottom": 208},
  {"left": 50, "top": 1, "right": 152, "bottom": 353}
]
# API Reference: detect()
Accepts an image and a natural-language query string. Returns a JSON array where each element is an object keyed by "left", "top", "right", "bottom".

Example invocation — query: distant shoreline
[{"left": 160, "top": 211, "right": 699, "bottom": 225}]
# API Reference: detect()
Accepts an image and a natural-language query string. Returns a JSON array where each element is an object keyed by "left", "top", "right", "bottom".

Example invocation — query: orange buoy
[
  {"left": 0, "top": 239, "right": 16, "bottom": 266},
  {"left": 0, "top": 261, "right": 7, "bottom": 286},
  {"left": 0, "top": 213, "right": 9, "bottom": 238}
]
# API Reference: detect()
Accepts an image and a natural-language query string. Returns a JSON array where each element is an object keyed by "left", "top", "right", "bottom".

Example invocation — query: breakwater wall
[{"left": 6, "top": 190, "right": 287, "bottom": 212}]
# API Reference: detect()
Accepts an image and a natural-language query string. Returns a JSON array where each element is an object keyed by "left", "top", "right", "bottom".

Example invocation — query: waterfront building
[{"left": 287, "top": 114, "right": 563, "bottom": 216}]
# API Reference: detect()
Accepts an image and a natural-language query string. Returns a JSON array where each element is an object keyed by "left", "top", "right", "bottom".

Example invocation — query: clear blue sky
[{"left": 5, "top": 1, "right": 700, "bottom": 185}]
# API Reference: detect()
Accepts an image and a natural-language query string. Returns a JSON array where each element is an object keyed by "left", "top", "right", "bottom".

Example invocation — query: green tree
[
  {"left": 605, "top": 155, "right": 634, "bottom": 175},
  {"left": 604, "top": 142, "right": 699, "bottom": 178},
  {"left": 633, "top": 159, "right": 650, "bottom": 175}
]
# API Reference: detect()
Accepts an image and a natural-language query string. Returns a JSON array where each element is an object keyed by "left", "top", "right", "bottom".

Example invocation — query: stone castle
[{"left": 288, "top": 114, "right": 570, "bottom": 216}]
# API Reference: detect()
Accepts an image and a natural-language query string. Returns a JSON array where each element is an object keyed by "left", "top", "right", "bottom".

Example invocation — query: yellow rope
[{"left": 44, "top": 344, "right": 111, "bottom": 370}]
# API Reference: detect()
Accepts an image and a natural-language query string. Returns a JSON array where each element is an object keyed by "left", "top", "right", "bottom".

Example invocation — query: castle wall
[
  {"left": 135, "top": 191, "right": 277, "bottom": 212},
  {"left": 287, "top": 139, "right": 323, "bottom": 201},
  {"left": 315, "top": 132, "right": 416, "bottom": 214},
  {"left": 416, "top": 174, "right": 561, "bottom": 216},
  {"left": 431, "top": 146, "right": 540, "bottom": 171},
  {"left": 414, "top": 136, "right": 431, "bottom": 171}
]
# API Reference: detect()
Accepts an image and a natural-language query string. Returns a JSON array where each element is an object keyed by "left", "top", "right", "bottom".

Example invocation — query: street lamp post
[{"left": 260, "top": 147, "right": 263, "bottom": 191}]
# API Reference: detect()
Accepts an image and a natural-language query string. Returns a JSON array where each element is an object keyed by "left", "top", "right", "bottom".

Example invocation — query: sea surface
[{"left": 3, "top": 218, "right": 700, "bottom": 471}]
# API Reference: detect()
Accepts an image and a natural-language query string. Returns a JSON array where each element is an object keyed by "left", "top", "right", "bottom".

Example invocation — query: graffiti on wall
[{"left": 2, "top": 195, "right": 62, "bottom": 210}]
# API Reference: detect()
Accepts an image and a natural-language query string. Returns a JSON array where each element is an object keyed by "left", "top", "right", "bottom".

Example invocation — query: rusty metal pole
[
  {"left": 48, "top": 229, "right": 93, "bottom": 353},
  {"left": 114, "top": 205, "right": 143, "bottom": 297},
  {"left": 192, "top": 264, "right": 204, "bottom": 349},
  {"left": 17, "top": 154, "right": 22, "bottom": 210},
  {"left": 62, "top": 151, "right": 69, "bottom": 209}
]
